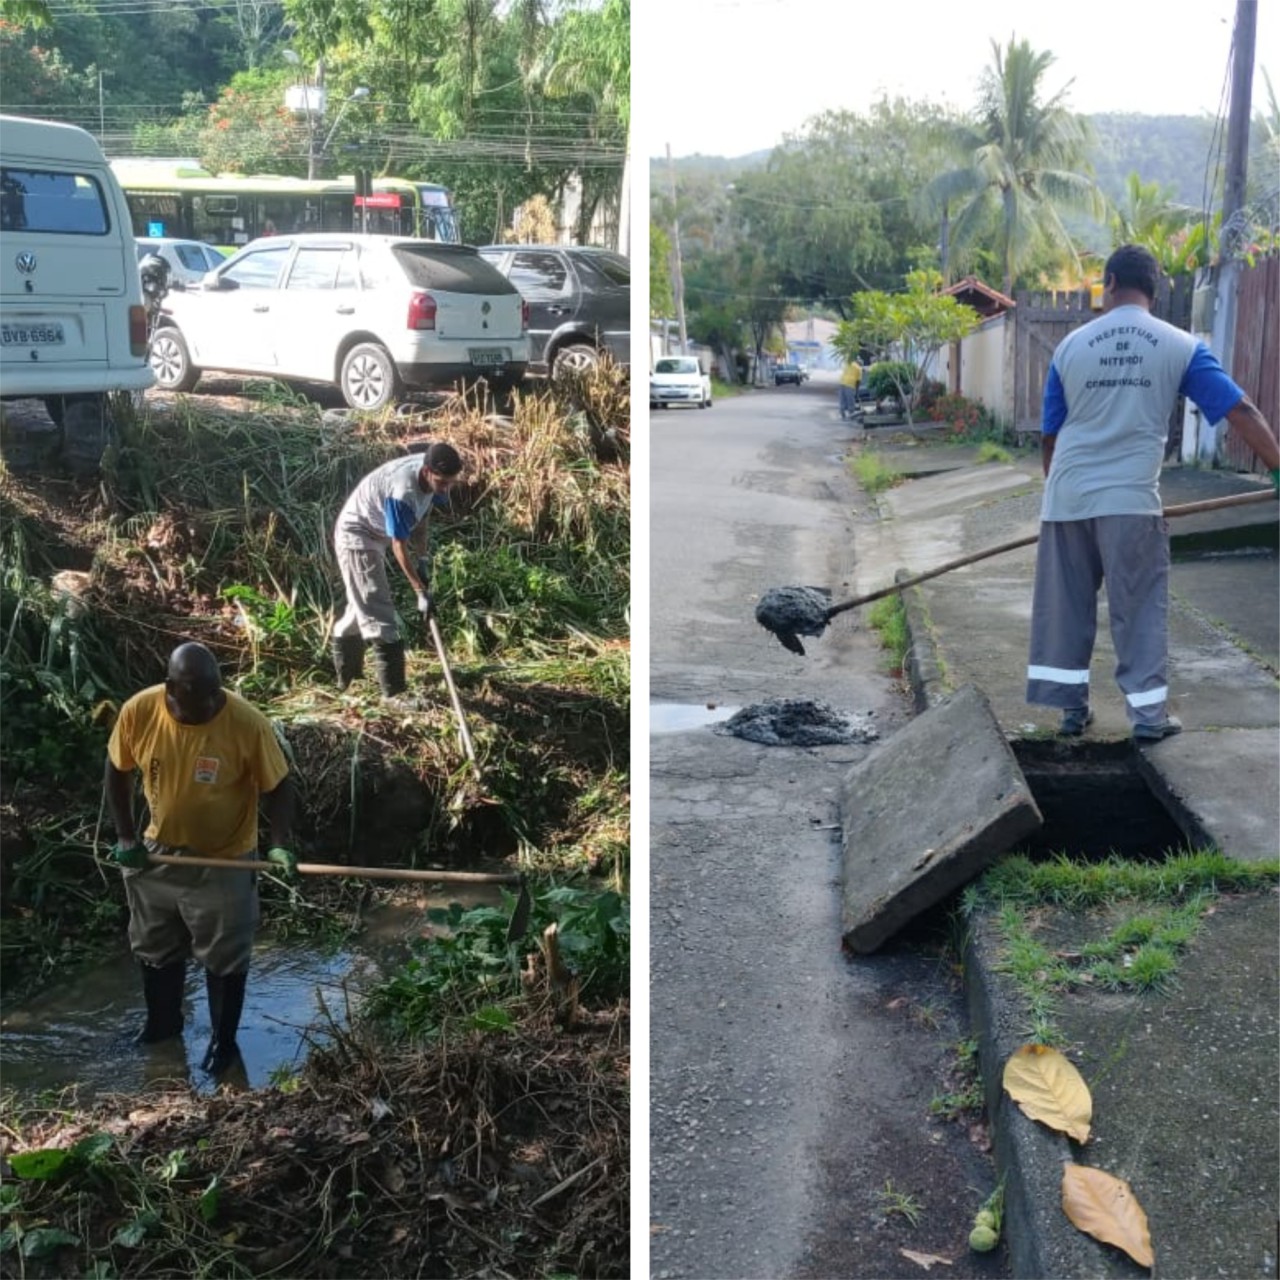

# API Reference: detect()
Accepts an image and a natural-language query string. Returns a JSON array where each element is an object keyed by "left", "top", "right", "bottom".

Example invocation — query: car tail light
[
  {"left": 407, "top": 291, "right": 437, "bottom": 330},
  {"left": 521, "top": 299, "right": 529, "bottom": 330},
  {"left": 129, "top": 304, "right": 148, "bottom": 357}
]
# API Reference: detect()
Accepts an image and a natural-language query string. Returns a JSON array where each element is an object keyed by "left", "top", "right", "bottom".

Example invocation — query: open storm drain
[{"left": 714, "top": 698, "right": 879, "bottom": 747}]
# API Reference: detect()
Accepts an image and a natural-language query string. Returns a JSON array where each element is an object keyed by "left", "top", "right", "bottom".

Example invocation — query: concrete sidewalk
[{"left": 845, "top": 436, "right": 1279, "bottom": 1279}]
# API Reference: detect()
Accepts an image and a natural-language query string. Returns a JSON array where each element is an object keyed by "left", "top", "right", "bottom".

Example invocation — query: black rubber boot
[
  {"left": 136, "top": 960, "right": 186, "bottom": 1044},
  {"left": 372, "top": 639, "right": 407, "bottom": 697},
  {"left": 331, "top": 634, "right": 366, "bottom": 689},
  {"left": 200, "top": 970, "right": 248, "bottom": 1075}
]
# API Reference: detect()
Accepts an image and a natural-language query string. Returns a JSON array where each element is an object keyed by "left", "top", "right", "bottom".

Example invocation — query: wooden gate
[
  {"left": 1012, "top": 276, "right": 1195, "bottom": 450},
  {"left": 1222, "top": 255, "right": 1279, "bottom": 475}
]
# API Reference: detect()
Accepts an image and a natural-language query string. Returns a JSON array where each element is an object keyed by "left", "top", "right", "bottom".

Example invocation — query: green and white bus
[{"left": 109, "top": 161, "right": 461, "bottom": 252}]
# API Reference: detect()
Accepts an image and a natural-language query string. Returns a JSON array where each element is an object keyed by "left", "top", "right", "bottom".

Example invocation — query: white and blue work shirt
[
  {"left": 1040, "top": 304, "right": 1243, "bottom": 521},
  {"left": 334, "top": 454, "right": 442, "bottom": 552}
]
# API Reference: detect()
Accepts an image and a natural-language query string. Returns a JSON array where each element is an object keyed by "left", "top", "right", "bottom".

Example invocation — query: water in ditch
[{"left": 0, "top": 886, "right": 504, "bottom": 1100}]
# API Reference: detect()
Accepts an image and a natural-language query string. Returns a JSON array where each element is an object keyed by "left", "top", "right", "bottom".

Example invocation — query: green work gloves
[
  {"left": 267, "top": 846, "right": 298, "bottom": 878},
  {"left": 110, "top": 839, "right": 148, "bottom": 870}
]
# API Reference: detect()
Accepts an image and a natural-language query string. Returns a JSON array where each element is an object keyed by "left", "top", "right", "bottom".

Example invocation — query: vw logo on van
[
  {"left": 481, "top": 301, "right": 491, "bottom": 314},
  {"left": 16, "top": 252, "right": 38, "bottom": 274}
]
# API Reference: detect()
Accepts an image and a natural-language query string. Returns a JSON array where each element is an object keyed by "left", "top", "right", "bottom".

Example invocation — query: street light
[{"left": 320, "top": 86, "right": 370, "bottom": 164}]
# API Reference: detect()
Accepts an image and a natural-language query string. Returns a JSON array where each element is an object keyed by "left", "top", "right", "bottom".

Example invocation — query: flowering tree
[{"left": 832, "top": 270, "right": 979, "bottom": 423}]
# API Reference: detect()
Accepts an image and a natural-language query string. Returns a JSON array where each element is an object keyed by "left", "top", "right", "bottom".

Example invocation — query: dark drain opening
[{"left": 1010, "top": 740, "right": 1187, "bottom": 860}]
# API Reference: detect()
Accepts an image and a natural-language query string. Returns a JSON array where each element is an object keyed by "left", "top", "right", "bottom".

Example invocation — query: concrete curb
[{"left": 896, "top": 541, "right": 1279, "bottom": 1278}]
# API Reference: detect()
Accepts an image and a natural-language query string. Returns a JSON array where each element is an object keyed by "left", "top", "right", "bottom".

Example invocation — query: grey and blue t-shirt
[
  {"left": 1040, "top": 304, "right": 1242, "bottom": 520},
  {"left": 334, "top": 454, "right": 438, "bottom": 551}
]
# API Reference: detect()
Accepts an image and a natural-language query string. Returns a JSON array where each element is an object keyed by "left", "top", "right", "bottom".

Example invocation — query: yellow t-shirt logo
[{"left": 194, "top": 756, "right": 220, "bottom": 784}]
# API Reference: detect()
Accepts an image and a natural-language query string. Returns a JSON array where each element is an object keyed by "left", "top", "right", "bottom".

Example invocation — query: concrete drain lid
[{"left": 714, "top": 698, "right": 879, "bottom": 747}]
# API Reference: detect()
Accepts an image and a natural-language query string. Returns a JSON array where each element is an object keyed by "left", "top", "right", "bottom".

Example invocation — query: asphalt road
[{"left": 648, "top": 379, "right": 1011, "bottom": 1280}]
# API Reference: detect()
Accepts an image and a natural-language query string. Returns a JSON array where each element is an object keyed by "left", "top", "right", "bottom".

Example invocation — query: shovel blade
[{"left": 505, "top": 879, "right": 533, "bottom": 945}]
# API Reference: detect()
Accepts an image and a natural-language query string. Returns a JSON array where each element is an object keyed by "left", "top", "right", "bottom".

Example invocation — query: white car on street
[
  {"left": 650, "top": 355, "right": 712, "bottom": 410},
  {"left": 148, "top": 233, "right": 530, "bottom": 410},
  {"left": 135, "top": 237, "right": 227, "bottom": 288}
]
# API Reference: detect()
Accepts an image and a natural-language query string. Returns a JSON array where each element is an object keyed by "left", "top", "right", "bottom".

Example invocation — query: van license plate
[
  {"left": 1, "top": 323, "right": 65, "bottom": 347},
  {"left": 469, "top": 349, "right": 505, "bottom": 367}
]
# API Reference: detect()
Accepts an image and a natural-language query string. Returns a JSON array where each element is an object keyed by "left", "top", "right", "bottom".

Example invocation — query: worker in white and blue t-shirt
[
  {"left": 1027, "top": 243, "right": 1280, "bottom": 742},
  {"left": 331, "top": 441, "right": 463, "bottom": 699}
]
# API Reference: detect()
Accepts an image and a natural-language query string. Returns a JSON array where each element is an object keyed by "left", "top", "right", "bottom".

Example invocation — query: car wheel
[
  {"left": 551, "top": 343, "right": 599, "bottom": 379},
  {"left": 59, "top": 395, "right": 109, "bottom": 478},
  {"left": 149, "top": 327, "right": 200, "bottom": 392},
  {"left": 340, "top": 343, "right": 400, "bottom": 412}
]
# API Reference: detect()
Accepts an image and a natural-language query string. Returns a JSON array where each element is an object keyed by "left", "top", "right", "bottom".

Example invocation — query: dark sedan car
[
  {"left": 774, "top": 362, "right": 807, "bottom": 385},
  {"left": 478, "top": 244, "right": 629, "bottom": 379}
]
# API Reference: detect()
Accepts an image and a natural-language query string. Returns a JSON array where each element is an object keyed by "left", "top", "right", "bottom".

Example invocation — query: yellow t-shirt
[
  {"left": 841, "top": 361, "right": 863, "bottom": 388},
  {"left": 108, "top": 686, "right": 289, "bottom": 859}
]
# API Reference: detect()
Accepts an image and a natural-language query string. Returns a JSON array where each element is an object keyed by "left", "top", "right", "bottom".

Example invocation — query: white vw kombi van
[{"left": 0, "top": 114, "right": 154, "bottom": 472}]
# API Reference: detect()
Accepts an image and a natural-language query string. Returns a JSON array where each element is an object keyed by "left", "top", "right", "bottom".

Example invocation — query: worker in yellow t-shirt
[
  {"left": 839, "top": 359, "right": 863, "bottom": 420},
  {"left": 104, "top": 642, "right": 294, "bottom": 1076}
]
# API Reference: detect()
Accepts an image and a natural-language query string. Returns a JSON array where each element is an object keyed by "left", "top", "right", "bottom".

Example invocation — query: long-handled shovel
[
  {"left": 145, "top": 853, "right": 535, "bottom": 943},
  {"left": 425, "top": 613, "right": 481, "bottom": 779},
  {"left": 145, "top": 853, "right": 519, "bottom": 883},
  {"left": 757, "top": 488, "right": 1278, "bottom": 654}
]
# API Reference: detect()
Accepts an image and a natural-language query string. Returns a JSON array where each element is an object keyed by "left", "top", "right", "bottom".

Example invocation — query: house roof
[{"left": 942, "top": 276, "right": 1016, "bottom": 316}]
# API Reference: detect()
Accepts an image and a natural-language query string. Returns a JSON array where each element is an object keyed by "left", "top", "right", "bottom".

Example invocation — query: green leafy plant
[
  {"left": 862, "top": 360, "right": 919, "bottom": 403},
  {"left": 876, "top": 1179, "right": 924, "bottom": 1226},
  {"left": 364, "top": 882, "right": 628, "bottom": 1040}
]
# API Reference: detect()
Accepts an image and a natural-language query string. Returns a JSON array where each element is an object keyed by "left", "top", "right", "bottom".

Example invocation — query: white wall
[{"left": 958, "top": 315, "right": 1011, "bottom": 420}]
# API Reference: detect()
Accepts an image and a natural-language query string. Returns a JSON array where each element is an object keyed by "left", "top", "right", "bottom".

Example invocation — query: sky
[{"left": 638, "top": 0, "right": 1276, "bottom": 159}]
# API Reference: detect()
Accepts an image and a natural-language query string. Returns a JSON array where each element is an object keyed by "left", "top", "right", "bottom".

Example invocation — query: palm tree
[{"left": 922, "top": 36, "right": 1105, "bottom": 294}]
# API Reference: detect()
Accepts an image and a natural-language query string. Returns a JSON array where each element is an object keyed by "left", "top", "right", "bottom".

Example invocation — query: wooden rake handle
[
  {"left": 825, "top": 487, "right": 1277, "bottom": 622},
  {"left": 427, "top": 614, "right": 480, "bottom": 776},
  {"left": 145, "top": 853, "right": 519, "bottom": 884}
]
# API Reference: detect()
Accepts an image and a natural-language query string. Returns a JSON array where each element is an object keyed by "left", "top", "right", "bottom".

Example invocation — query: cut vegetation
[{"left": 0, "top": 362, "right": 631, "bottom": 1278}]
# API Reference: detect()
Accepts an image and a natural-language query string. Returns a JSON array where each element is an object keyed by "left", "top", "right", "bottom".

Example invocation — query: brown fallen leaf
[
  {"left": 1003, "top": 1044, "right": 1092, "bottom": 1143},
  {"left": 1061, "top": 1163, "right": 1154, "bottom": 1269},
  {"left": 900, "top": 1247, "right": 954, "bottom": 1270}
]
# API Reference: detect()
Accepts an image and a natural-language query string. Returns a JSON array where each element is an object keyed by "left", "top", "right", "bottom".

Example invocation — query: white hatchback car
[
  {"left": 649, "top": 356, "right": 712, "bottom": 410},
  {"left": 135, "top": 237, "right": 226, "bottom": 288},
  {"left": 148, "top": 233, "right": 530, "bottom": 410}
]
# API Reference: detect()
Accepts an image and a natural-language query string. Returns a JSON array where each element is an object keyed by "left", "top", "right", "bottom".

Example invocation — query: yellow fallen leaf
[
  {"left": 900, "top": 1247, "right": 953, "bottom": 1269},
  {"left": 1061, "top": 1163, "right": 1154, "bottom": 1268},
  {"left": 1002, "top": 1044, "right": 1092, "bottom": 1142}
]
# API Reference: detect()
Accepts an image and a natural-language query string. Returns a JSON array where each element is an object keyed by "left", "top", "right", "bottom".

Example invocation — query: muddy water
[
  {"left": 0, "top": 887, "right": 503, "bottom": 1099},
  {"left": 649, "top": 702, "right": 740, "bottom": 733}
]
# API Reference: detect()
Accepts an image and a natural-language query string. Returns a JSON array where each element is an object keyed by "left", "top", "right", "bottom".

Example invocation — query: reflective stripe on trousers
[{"left": 1025, "top": 515, "right": 1170, "bottom": 725}]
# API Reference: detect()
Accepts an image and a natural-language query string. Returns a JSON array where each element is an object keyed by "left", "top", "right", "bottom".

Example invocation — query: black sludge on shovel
[{"left": 754, "top": 586, "right": 832, "bottom": 654}]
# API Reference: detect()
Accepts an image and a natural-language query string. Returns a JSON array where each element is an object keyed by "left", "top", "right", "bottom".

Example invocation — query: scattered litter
[{"left": 714, "top": 698, "right": 879, "bottom": 747}]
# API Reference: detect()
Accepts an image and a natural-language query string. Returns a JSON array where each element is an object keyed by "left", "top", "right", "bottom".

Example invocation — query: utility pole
[
  {"left": 665, "top": 143, "right": 688, "bottom": 356},
  {"left": 1208, "top": 0, "right": 1256, "bottom": 387}
]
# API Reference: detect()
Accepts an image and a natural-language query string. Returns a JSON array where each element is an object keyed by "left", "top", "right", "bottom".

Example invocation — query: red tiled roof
[{"left": 942, "top": 276, "right": 1017, "bottom": 313}]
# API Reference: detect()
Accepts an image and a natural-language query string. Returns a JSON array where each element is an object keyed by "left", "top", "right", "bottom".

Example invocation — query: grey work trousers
[
  {"left": 333, "top": 544, "right": 400, "bottom": 644},
  {"left": 1025, "top": 515, "right": 1171, "bottom": 727},
  {"left": 123, "top": 840, "right": 259, "bottom": 976}
]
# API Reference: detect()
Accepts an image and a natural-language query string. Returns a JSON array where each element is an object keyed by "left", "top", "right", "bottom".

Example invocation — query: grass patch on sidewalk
[
  {"left": 961, "top": 849, "right": 1280, "bottom": 1043},
  {"left": 867, "top": 593, "right": 910, "bottom": 675},
  {"left": 850, "top": 450, "right": 905, "bottom": 494}
]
